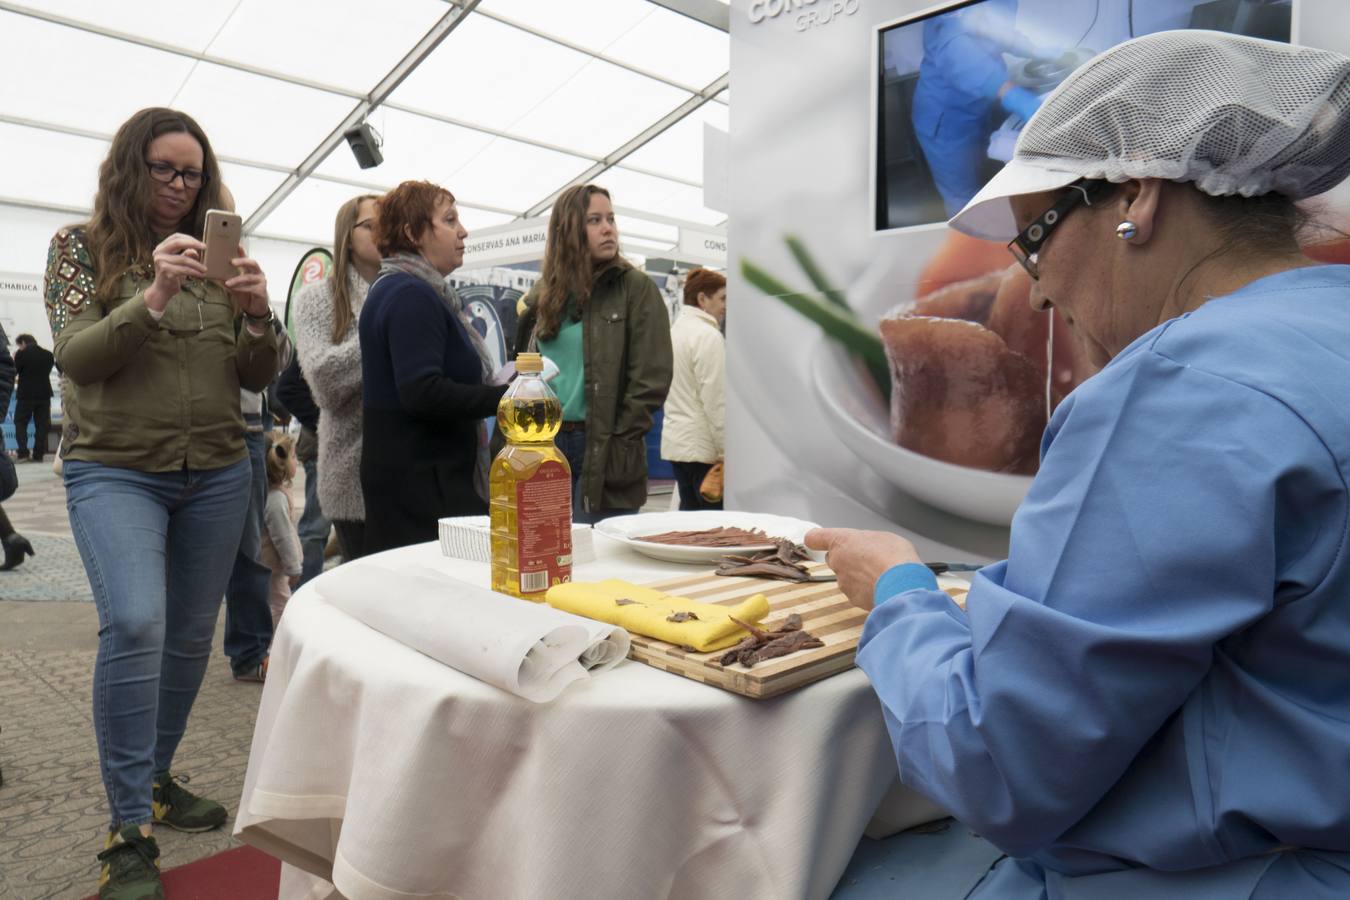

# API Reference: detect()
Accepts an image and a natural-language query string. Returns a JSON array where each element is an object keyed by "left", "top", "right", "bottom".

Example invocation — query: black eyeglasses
[
  {"left": 1007, "top": 179, "right": 1110, "bottom": 280},
  {"left": 146, "top": 161, "right": 208, "bottom": 190}
]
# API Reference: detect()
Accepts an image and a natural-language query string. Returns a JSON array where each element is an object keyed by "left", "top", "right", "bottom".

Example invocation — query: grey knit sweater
[{"left": 294, "top": 270, "right": 369, "bottom": 522}]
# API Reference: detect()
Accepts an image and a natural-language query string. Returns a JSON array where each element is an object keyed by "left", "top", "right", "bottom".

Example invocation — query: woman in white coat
[{"left": 660, "top": 268, "right": 726, "bottom": 510}]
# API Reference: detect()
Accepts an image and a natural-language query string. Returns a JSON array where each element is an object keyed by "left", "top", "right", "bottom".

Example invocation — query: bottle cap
[{"left": 516, "top": 352, "right": 543, "bottom": 373}]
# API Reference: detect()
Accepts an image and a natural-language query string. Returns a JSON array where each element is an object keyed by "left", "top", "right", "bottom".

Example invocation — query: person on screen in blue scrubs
[
  {"left": 910, "top": 0, "right": 1053, "bottom": 215},
  {"left": 812, "top": 31, "right": 1350, "bottom": 899}
]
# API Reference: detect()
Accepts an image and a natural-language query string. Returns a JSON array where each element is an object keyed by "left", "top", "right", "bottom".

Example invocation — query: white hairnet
[{"left": 950, "top": 30, "right": 1350, "bottom": 241}]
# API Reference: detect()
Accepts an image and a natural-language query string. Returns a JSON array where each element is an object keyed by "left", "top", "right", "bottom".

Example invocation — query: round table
[{"left": 235, "top": 538, "right": 943, "bottom": 900}]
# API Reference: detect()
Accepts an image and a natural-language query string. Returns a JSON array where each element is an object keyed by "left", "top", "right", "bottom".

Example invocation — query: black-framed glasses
[
  {"left": 146, "top": 161, "right": 208, "bottom": 189},
  {"left": 1007, "top": 178, "right": 1110, "bottom": 281}
]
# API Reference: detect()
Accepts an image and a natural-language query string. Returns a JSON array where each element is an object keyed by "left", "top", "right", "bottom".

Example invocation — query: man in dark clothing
[
  {"left": 13, "top": 334, "right": 54, "bottom": 464},
  {"left": 0, "top": 325, "right": 34, "bottom": 570}
]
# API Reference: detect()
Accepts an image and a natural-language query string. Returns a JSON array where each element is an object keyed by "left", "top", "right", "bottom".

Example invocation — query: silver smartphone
[{"left": 202, "top": 209, "right": 243, "bottom": 282}]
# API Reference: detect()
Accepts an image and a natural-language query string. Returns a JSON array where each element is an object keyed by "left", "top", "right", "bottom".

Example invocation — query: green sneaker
[
  {"left": 97, "top": 825, "right": 163, "bottom": 900},
  {"left": 151, "top": 772, "right": 227, "bottom": 833}
]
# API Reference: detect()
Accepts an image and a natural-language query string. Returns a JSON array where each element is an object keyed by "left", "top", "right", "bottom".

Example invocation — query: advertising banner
[
  {"left": 677, "top": 227, "right": 729, "bottom": 266},
  {"left": 462, "top": 220, "right": 550, "bottom": 270},
  {"left": 284, "top": 248, "right": 333, "bottom": 346},
  {"left": 0, "top": 271, "right": 52, "bottom": 347},
  {"left": 727, "top": 0, "right": 1342, "bottom": 559}
]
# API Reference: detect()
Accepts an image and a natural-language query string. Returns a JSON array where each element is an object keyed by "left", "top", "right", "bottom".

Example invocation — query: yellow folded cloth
[{"left": 545, "top": 579, "right": 769, "bottom": 653}]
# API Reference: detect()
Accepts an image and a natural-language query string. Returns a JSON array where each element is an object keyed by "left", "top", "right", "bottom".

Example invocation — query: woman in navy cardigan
[{"left": 358, "top": 181, "right": 508, "bottom": 554}]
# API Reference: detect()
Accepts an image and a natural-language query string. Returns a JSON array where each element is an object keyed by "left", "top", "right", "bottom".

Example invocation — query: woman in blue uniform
[{"left": 813, "top": 31, "right": 1350, "bottom": 899}]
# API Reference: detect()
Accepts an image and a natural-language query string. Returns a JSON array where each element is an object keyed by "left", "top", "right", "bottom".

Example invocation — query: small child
[{"left": 261, "top": 433, "right": 303, "bottom": 629}]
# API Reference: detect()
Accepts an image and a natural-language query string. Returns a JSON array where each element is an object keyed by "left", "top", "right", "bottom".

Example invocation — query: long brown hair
[
  {"left": 534, "top": 184, "right": 623, "bottom": 341},
  {"left": 85, "top": 107, "right": 224, "bottom": 304},
  {"left": 329, "top": 194, "right": 379, "bottom": 344}
]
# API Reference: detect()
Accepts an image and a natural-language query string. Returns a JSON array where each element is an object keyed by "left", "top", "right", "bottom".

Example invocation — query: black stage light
[{"left": 344, "top": 122, "right": 384, "bottom": 169}]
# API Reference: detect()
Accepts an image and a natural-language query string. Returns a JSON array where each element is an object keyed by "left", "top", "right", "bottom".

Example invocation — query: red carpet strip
[{"left": 84, "top": 844, "right": 281, "bottom": 899}]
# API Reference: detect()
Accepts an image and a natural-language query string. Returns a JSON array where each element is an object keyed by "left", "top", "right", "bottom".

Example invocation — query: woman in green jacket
[
  {"left": 43, "top": 107, "right": 279, "bottom": 900},
  {"left": 515, "top": 184, "right": 673, "bottom": 523}
]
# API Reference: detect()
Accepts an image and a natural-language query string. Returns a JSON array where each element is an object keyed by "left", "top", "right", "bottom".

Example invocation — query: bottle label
[{"left": 516, "top": 460, "right": 573, "bottom": 595}]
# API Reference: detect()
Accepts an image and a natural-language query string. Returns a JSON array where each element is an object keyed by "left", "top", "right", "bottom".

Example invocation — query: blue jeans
[
  {"left": 296, "top": 456, "right": 330, "bottom": 587},
  {"left": 223, "top": 429, "right": 272, "bottom": 674},
  {"left": 65, "top": 457, "right": 251, "bottom": 828}
]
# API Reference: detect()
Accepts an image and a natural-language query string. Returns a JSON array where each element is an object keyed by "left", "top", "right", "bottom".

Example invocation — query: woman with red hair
[{"left": 358, "top": 181, "right": 507, "bottom": 554}]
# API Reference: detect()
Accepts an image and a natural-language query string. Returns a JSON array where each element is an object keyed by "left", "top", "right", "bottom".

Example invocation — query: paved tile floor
[
  {"left": 0, "top": 460, "right": 269, "bottom": 899},
  {"left": 0, "top": 458, "right": 675, "bottom": 899}
]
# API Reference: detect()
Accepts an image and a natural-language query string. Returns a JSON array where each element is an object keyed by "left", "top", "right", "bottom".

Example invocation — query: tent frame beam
[
  {"left": 242, "top": 0, "right": 484, "bottom": 233},
  {"left": 522, "top": 73, "right": 728, "bottom": 219},
  {"left": 0, "top": 0, "right": 729, "bottom": 239},
  {"left": 646, "top": 0, "right": 731, "bottom": 31}
]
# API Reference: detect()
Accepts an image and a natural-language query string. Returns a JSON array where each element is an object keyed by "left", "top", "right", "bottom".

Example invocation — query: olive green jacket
[
  {"left": 44, "top": 228, "right": 279, "bottom": 472},
  {"left": 516, "top": 260, "right": 673, "bottom": 512}
]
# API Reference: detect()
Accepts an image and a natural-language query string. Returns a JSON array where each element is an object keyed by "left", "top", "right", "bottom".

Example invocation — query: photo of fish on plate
[
  {"left": 738, "top": 0, "right": 1303, "bottom": 524},
  {"left": 743, "top": 233, "right": 1091, "bottom": 523}
]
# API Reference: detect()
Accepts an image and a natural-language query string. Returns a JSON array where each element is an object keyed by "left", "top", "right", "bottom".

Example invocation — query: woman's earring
[{"left": 1116, "top": 221, "right": 1138, "bottom": 241}]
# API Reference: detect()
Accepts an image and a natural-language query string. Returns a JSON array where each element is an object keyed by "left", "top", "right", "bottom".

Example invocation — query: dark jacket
[
  {"left": 274, "top": 356, "right": 320, "bottom": 464},
  {"left": 0, "top": 326, "right": 15, "bottom": 417},
  {"left": 359, "top": 270, "right": 507, "bottom": 553},
  {"left": 14, "top": 343, "right": 54, "bottom": 401},
  {"left": 0, "top": 329, "right": 14, "bottom": 501},
  {"left": 515, "top": 260, "right": 673, "bottom": 513}
]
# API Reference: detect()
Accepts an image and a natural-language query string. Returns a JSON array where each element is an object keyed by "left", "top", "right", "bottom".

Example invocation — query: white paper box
[{"left": 438, "top": 516, "right": 594, "bottom": 566}]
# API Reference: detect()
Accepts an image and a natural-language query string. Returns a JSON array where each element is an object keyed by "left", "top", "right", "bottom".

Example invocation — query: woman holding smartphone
[
  {"left": 42, "top": 106, "right": 279, "bottom": 900},
  {"left": 515, "top": 184, "right": 673, "bottom": 523}
]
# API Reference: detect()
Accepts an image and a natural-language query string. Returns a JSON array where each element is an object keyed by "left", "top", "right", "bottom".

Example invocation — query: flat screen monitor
[{"left": 874, "top": 0, "right": 1294, "bottom": 232}]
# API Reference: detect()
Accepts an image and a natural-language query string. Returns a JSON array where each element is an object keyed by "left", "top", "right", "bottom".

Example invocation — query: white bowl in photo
[{"left": 810, "top": 339, "right": 1032, "bottom": 526}]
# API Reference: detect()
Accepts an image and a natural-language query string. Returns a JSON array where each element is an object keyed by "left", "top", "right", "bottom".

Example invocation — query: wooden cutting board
[{"left": 628, "top": 564, "right": 865, "bottom": 700}]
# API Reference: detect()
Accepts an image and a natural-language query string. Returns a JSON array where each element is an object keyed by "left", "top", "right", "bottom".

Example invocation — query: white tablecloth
[{"left": 235, "top": 539, "right": 944, "bottom": 900}]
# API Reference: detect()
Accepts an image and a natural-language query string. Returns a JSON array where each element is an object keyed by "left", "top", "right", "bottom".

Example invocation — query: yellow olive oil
[{"left": 490, "top": 353, "right": 573, "bottom": 600}]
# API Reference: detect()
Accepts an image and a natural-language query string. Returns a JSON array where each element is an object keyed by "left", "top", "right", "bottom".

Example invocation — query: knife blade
[{"left": 805, "top": 561, "right": 984, "bottom": 582}]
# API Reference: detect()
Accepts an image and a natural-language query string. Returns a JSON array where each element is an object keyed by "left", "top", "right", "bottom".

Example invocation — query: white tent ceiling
[{"left": 0, "top": 0, "right": 729, "bottom": 255}]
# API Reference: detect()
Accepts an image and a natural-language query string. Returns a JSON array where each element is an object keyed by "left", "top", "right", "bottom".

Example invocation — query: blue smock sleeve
[
  {"left": 930, "top": 30, "right": 1009, "bottom": 100},
  {"left": 856, "top": 347, "right": 1339, "bottom": 858}
]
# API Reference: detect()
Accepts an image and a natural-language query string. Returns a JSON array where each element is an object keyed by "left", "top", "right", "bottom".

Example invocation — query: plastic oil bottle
[{"left": 490, "top": 352, "right": 573, "bottom": 600}]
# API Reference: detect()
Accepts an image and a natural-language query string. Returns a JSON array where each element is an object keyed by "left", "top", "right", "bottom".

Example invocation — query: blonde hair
[
  {"left": 265, "top": 433, "right": 295, "bottom": 488},
  {"left": 329, "top": 194, "right": 379, "bottom": 344}
]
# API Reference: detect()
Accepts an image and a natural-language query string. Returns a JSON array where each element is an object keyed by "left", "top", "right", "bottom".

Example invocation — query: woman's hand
[
  {"left": 226, "top": 248, "right": 270, "bottom": 318},
  {"left": 803, "top": 527, "right": 923, "bottom": 611},
  {"left": 144, "top": 233, "right": 207, "bottom": 313}
]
